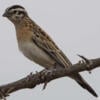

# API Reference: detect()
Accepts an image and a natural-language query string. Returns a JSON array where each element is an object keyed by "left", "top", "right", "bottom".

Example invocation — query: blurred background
[{"left": 0, "top": 0, "right": 100, "bottom": 100}]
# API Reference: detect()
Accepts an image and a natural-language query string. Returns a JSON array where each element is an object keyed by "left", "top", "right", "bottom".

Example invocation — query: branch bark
[{"left": 0, "top": 57, "right": 100, "bottom": 99}]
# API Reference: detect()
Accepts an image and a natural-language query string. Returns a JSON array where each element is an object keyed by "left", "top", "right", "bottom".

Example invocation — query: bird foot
[
  {"left": 42, "top": 69, "right": 53, "bottom": 76},
  {"left": 26, "top": 72, "right": 33, "bottom": 81},
  {"left": 41, "top": 69, "right": 54, "bottom": 90}
]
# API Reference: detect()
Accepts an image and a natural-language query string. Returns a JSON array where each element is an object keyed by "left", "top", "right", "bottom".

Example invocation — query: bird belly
[{"left": 18, "top": 41, "right": 55, "bottom": 69}]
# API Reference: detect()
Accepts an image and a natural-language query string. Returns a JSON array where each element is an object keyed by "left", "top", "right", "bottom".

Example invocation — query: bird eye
[
  {"left": 13, "top": 10, "right": 17, "bottom": 14},
  {"left": 18, "top": 11, "right": 24, "bottom": 15}
]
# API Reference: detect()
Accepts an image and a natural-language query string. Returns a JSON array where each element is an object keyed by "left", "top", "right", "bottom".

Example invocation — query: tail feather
[{"left": 72, "top": 74, "right": 98, "bottom": 97}]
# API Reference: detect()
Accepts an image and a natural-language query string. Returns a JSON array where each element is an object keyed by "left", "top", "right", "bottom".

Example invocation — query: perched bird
[{"left": 3, "top": 5, "right": 97, "bottom": 97}]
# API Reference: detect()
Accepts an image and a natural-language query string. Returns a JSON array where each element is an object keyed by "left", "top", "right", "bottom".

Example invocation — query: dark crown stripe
[{"left": 8, "top": 5, "right": 24, "bottom": 11}]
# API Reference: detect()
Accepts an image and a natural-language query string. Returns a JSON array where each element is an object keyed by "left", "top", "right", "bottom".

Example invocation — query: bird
[{"left": 3, "top": 5, "right": 97, "bottom": 97}]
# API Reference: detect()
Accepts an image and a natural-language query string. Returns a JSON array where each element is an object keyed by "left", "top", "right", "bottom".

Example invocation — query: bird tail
[{"left": 71, "top": 73, "right": 98, "bottom": 97}]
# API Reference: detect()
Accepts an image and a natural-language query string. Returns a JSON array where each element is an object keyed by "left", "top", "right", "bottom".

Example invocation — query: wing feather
[{"left": 32, "top": 26, "right": 72, "bottom": 68}]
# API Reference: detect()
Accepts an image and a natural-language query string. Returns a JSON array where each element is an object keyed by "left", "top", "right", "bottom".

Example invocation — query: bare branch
[{"left": 0, "top": 57, "right": 100, "bottom": 99}]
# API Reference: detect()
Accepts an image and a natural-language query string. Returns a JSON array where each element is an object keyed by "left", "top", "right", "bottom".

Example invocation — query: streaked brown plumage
[{"left": 3, "top": 5, "right": 98, "bottom": 97}]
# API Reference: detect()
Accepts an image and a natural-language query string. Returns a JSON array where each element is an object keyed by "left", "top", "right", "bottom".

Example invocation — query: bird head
[{"left": 3, "top": 5, "right": 28, "bottom": 24}]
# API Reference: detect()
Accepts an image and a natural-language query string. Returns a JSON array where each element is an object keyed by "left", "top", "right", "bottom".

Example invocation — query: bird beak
[
  {"left": 2, "top": 12, "right": 8, "bottom": 17},
  {"left": 2, "top": 13, "right": 6, "bottom": 17}
]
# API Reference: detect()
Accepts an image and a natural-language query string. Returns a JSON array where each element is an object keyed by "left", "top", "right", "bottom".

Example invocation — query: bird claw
[
  {"left": 42, "top": 81, "right": 48, "bottom": 90},
  {"left": 41, "top": 69, "right": 53, "bottom": 90},
  {"left": 77, "top": 54, "right": 92, "bottom": 74},
  {"left": 42, "top": 69, "right": 53, "bottom": 76},
  {"left": 26, "top": 72, "right": 33, "bottom": 81}
]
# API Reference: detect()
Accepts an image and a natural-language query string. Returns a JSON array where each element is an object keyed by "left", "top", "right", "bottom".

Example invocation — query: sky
[{"left": 0, "top": 0, "right": 100, "bottom": 100}]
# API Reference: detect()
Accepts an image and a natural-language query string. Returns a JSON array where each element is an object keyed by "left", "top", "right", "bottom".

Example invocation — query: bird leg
[
  {"left": 42, "top": 81, "right": 48, "bottom": 90},
  {"left": 41, "top": 69, "right": 55, "bottom": 90}
]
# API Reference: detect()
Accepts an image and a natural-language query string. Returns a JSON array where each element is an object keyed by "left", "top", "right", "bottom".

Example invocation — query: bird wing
[{"left": 32, "top": 27, "right": 72, "bottom": 68}]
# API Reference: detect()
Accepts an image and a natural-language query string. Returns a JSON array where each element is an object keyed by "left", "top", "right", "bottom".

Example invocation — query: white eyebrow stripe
[{"left": 9, "top": 8, "right": 25, "bottom": 12}]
